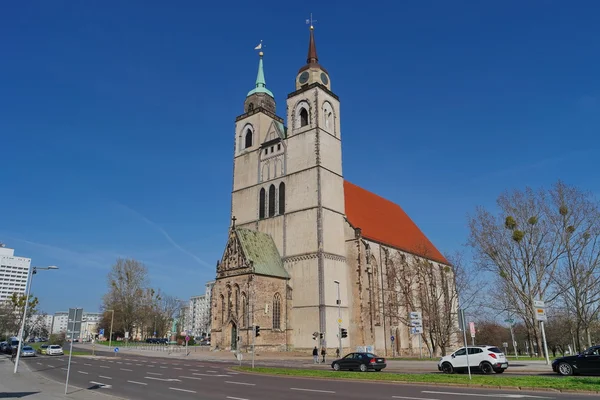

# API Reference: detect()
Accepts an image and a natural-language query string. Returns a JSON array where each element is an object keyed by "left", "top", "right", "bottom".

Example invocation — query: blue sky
[{"left": 1, "top": 1, "right": 598, "bottom": 314}]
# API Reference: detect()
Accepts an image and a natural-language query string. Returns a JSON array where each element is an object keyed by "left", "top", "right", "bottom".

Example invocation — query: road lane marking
[
  {"left": 89, "top": 381, "right": 112, "bottom": 389},
  {"left": 179, "top": 376, "right": 203, "bottom": 380},
  {"left": 127, "top": 380, "right": 147, "bottom": 385},
  {"left": 84, "top": 363, "right": 92, "bottom": 366},
  {"left": 99, "top": 375, "right": 112, "bottom": 379},
  {"left": 169, "top": 387, "right": 196, "bottom": 393},
  {"left": 226, "top": 381, "right": 256, "bottom": 386},
  {"left": 174, "top": 367, "right": 182, "bottom": 370},
  {"left": 100, "top": 365, "right": 110, "bottom": 369},
  {"left": 145, "top": 376, "right": 181, "bottom": 382},
  {"left": 207, "top": 370, "right": 218, "bottom": 372},
  {"left": 160, "top": 366, "right": 167, "bottom": 368},
  {"left": 190, "top": 369, "right": 199, "bottom": 372},
  {"left": 47, "top": 365, "right": 55, "bottom": 367},
  {"left": 61, "top": 368, "right": 68, "bottom": 371},
  {"left": 192, "top": 372, "right": 230, "bottom": 377},
  {"left": 393, "top": 397, "right": 440, "bottom": 400},
  {"left": 422, "top": 392, "right": 553, "bottom": 399},
  {"left": 291, "top": 388, "right": 335, "bottom": 394},
  {"left": 36, "top": 362, "right": 42, "bottom": 365},
  {"left": 227, "top": 397, "right": 249, "bottom": 400},
  {"left": 147, "top": 372, "right": 162, "bottom": 375},
  {"left": 120, "top": 368, "right": 133, "bottom": 371},
  {"left": 78, "top": 371, "right": 89, "bottom": 374}
]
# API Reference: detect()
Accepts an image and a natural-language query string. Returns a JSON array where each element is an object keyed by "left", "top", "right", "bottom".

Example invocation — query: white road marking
[
  {"left": 84, "top": 363, "right": 92, "bottom": 366},
  {"left": 227, "top": 397, "right": 249, "bottom": 400},
  {"left": 36, "top": 362, "right": 42, "bottom": 365},
  {"left": 89, "top": 381, "right": 112, "bottom": 389},
  {"left": 174, "top": 367, "right": 182, "bottom": 370},
  {"left": 147, "top": 372, "right": 162, "bottom": 375},
  {"left": 228, "top": 372, "right": 240, "bottom": 375},
  {"left": 127, "top": 380, "right": 147, "bottom": 385},
  {"left": 160, "top": 366, "right": 167, "bottom": 369},
  {"left": 179, "top": 376, "right": 203, "bottom": 380},
  {"left": 190, "top": 369, "right": 199, "bottom": 372},
  {"left": 207, "top": 370, "right": 218, "bottom": 372},
  {"left": 120, "top": 368, "right": 132, "bottom": 371},
  {"left": 100, "top": 365, "right": 110, "bottom": 369},
  {"left": 136, "top": 363, "right": 142, "bottom": 366},
  {"left": 61, "top": 368, "right": 68, "bottom": 371},
  {"left": 225, "top": 381, "right": 256, "bottom": 386},
  {"left": 393, "top": 397, "right": 440, "bottom": 400},
  {"left": 99, "top": 375, "right": 112, "bottom": 380},
  {"left": 290, "top": 388, "right": 335, "bottom": 394},
  {"left": 169, "top": 387, "right": 196, "bottom": 393},
  {"left": 47, "top": 365, "right": 55, "bottom": 367},
  {"left": 145, "top": 376, "right": 181, "bottom": 382},
  {"left": 116, "top": 361, "right": 122, "bottom": 364},
  {"left": 192, "top": 372, "right": 230, "bottom": 377},
  {"left": 78, "top": 371, "right": 89, "bottom": 375},
  {"left": 422, "top": 392, "right": 553, "bottom": 399}
]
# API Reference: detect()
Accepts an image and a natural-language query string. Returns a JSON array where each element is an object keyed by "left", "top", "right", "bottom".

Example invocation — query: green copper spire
[{"left": 247, "top": 52, "right": 274, "bottom": 98}]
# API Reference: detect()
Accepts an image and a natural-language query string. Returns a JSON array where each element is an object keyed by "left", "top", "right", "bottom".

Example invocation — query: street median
[{"left": 231, "top": 367, "right": 600, "bottom": 393}]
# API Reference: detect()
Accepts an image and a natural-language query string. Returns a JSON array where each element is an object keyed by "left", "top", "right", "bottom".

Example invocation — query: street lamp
[
  {"left": 334, "top": 280, "right": 341, "bottom": 357},
  {"left": 14, "top": 265, "right": 59, "bottom": 374},
  {"left": 106, "top": 309, "right": 115, "bottom": 349}
]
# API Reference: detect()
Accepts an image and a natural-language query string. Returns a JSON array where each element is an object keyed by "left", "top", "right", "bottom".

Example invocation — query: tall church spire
[
  {"left": 296, "top": 16, "right": 330, "bottom": 90},
  {"left": 247, "top": 50, "right": 274, "bottom": 98}
]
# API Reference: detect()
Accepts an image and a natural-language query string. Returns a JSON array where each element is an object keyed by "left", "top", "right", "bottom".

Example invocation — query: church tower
[{"left": 283, "top": 24, "right": 348, "bottom": 349}]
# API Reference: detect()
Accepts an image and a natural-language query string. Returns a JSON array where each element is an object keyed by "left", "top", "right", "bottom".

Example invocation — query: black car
[
  {"left": 552, "top": 345, "right": 600, "bottom": 376},
  {"left": 331, "top": 352, "right": 387, "bottom": 372}
]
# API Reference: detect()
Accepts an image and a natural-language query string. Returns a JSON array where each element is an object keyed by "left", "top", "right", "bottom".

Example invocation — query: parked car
[
  {"left": 438, "top": 345, "right": 508, "bottom": 374},
  {"left": 38, "top": 344, "right": 49, "bottom": 355},
  {"left": 21, "top": 346, "right": 36, "bottom": 357},
  {"left": 46, "top": 345, "right": 64, "bottom": 356},
  {"left": 331, "top": 352, "right": 387, "bottom": 372},
  {"left": 552, "top": 345, "right": 600, "bottom": 376}
]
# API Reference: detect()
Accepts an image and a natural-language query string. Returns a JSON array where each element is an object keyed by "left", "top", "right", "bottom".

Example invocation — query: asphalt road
[{"left": 22, "top": 353, "right": 595, "bottom": 400}]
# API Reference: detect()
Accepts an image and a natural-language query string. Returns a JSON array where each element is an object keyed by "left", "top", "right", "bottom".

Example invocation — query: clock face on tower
[
  {"left": 320, "top": 73, "right": 329, "bottom": 85},
  {"left": 299, "top": 72, "right": 309, "bottom": 84}
]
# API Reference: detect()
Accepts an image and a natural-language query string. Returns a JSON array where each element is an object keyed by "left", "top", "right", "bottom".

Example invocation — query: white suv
[
  {"left": 438, "top": 345, "right": 508, "bottom": 374},
  {"left": 46, "top": 345, "right": 64, "bottom": 356}
]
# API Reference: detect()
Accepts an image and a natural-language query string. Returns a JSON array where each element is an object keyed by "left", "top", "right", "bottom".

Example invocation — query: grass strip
[{"left": 232, "top": 367, "right": 600, "bottom": 392}]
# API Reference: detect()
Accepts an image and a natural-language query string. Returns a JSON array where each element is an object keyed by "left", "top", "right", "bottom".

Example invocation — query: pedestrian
[
  {"left": 336, "top": 348, "right": 340, "bottom": 358},
  {"left": 312, "top": 346, "right": 318, "bottom": 364},
  {"left": 321, "top": 347, "right": 326, "bottom": 363},
  {"left": 11, "top": 346, "right": 17, "bottom": 362}
]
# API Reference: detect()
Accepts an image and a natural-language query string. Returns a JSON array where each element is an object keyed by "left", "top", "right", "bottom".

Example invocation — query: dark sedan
[
  {"left": 331, "top": 352, "right": 387, "bottom": 372},
  {"left": 552, "top": 345, "right": 600, "bottom": 376}
]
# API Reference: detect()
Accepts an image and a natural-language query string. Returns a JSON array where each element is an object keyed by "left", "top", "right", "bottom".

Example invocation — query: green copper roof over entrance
[{"left": 247, "top": 53, "right": 274, "bottom": 98}]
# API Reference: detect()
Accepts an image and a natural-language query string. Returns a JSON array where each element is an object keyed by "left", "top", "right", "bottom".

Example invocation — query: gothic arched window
[
  {"left": 272, "top": 293, "right": 281, "bottom": 330},
  {"left": 268, "top": 184, "right": 276, "bottom": 217},
  {"left": 234, "top": 284, "right": 240, "bottom": 317},
  {"left": 247, "top": 103, "right": 254, "bottom": 111},
  {"left": 220, "top": 294, "right": 225, "bottom": 324},
  {"left": 259, "top": 188, "right": 266, "bottom": 219},
  {"left": 300, "top": 108, "right": 309, "bottom": 127},
  {"left": 278, "top": 182, "right": 285, "bottom": 215},
  {"left": 244, "top": 129, "right": 253, "bottom": 148},
  {"left": 241, "top": 292, "right": 248, "bottom": 328}
]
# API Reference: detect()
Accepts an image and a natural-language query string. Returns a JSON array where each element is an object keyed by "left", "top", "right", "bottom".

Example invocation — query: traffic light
[
  {"left": 341, "top": 328, "right": 348, "bottom": 338},
  {"left": 319, "top": 332, "right": 323, "bottom": 339},
  {"left": 255, "top": 325, "right": 261, "bottom": 337}
]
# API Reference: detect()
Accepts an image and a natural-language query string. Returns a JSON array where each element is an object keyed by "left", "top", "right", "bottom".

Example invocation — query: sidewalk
[{"left": 0, "top": 356, "right": 125, "bottom": 400}]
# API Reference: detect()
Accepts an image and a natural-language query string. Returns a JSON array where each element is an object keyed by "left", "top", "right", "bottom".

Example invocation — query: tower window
[
  {"left": 268, "top": 184, "right": 276, "bottom": 217},
  {"left": 300, "top": 108, "right": 309, "bottom": 127},
  {"left": 259, "top": 188, "right": 266, "bottom": 219},
  {"left": 244, "top": 129, "right": 253, "bottom": 148},
  {"left": 277, "top": 143, "right": 281, "bottom": 151},
  {"left": 272, "top": 293, "right": 281, "bottom": 330},
  {"left": 247, "top": 103, "right": 254, "bottom": 111},
  {"left": 279, "top": 182, "right": 285, "bottom": 215}
]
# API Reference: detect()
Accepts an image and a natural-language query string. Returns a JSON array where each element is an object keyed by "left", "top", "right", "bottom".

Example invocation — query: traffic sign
[
  {"left": 410, "top": 327, "right": 423, "bottom": 334},
  {"left": 114, "top": 347, "right": 119, "bottom": 353},
  {"left": 469, "top": 322, "right": 476, "bottom": 338},
  {"left": 390, "top": 336, "right": 395, "bottom": 342},
  {"left": 534, "top": 300, "right": 545, "bottom": 308},
  {"left": 185, "top": 336, "right": 190, "bottom": 342},
  {"left": 409, "top": 311, "right": 422, "bottom": 320},
  {"left": 337, "top": 318, "right": 342, "bottom": 324},
  {"left": 504, "top": 319, "right": 514, "bottom": 324},
  {"left": 99, "top": 329, "right": 105, "bottom": 336},
  {"left": 535, "top": 307, "right": 547, "bottom": 322}
]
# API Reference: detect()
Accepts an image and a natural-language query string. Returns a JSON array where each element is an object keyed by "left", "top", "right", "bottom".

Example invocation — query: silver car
[{"left": 21, "top": 346, "right": 36, "bottom": 357}]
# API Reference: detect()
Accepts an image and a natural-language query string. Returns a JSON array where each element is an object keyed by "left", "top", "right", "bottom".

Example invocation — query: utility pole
[{"left": 334, "top": 280, "right": 342, "bottom": 357}]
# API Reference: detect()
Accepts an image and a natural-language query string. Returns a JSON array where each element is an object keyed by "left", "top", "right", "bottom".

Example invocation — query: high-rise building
[{"left": 0, "top": 243, "right": 31, "bottom": 302}]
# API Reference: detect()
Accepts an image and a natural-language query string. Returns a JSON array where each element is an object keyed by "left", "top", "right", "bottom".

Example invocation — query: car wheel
[
  {"left": 558, "top": 362, "right": 573, "bottom": 376},
  {"left": 333, "top": 363, "right": 340, "bottom": 371},
  {"left": 441, "top": 362, "right": 454, "bottom": 374},
  {"left": 359, "top": 364, "right": 368, "bottom": 372},
  {"left": 480, "top": 362, "right": 493, "bottom": 375}
]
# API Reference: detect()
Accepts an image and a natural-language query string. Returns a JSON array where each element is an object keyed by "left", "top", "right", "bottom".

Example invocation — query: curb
[{"left": 229, "top": 368, "right": 600, "bottom": 396}]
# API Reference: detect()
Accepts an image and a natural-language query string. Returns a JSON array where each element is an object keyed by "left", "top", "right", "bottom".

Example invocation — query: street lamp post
[
  {"left": 107, "top": 310, "right": 115, "bottom": 349},
  {"left": 14, "top": 265, "right": 59, "bottom": 374},
  {"left": 334, "top": 280, "right": 341, "bottom": 357}
]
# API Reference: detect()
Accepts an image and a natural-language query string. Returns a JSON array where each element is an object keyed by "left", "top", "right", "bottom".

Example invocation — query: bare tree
[
  {"left": 102, "top": 258, "right": 150, "bottom": 338},
  {"left": 550, "top": 181, "right": 600, "bottom": 350},
  {"left": 468, "top": 184, "right": 566, "bottom": 357}
]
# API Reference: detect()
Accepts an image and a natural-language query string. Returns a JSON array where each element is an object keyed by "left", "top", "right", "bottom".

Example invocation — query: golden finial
[
  {"left": 306, "top": 13, "right": 317, "bottom": 30},
  {"left": 259, "top": 51, "right": 264, "bottom": 57}
]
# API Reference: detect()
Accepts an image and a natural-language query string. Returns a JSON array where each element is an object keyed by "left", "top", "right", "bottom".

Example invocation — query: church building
[{"left": 210, "top": 25, "right": 456, "bottom": 356}]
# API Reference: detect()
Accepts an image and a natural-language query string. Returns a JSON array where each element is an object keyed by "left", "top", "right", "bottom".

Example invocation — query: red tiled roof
[{"left": 344, "top": 180, "right": 449, "bottom": 265}]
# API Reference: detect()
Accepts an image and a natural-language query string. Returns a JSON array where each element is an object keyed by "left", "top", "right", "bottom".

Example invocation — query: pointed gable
[
  {"left": 344, "top": 180, "right": 449, "bottom": 265},
  {"left": 236, "top": 228, "right": 289, "bottom": 279},
  {"left": 262, "top": 120, "right": 285, "bottom": 144}
]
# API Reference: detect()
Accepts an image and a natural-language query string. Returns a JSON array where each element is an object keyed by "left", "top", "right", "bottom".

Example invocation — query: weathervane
[
  {"left": 254, "top": 40, "right": 264, "bottom": 56},
  {"left": 306, "top": 13, "right": 317, "bottom": 29}
]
